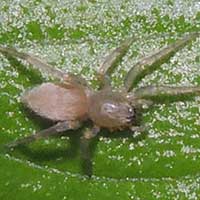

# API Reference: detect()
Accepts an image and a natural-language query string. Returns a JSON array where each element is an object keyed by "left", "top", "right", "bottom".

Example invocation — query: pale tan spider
[{"left": 0, "top": 32, "right": 200, "bottom": 174}]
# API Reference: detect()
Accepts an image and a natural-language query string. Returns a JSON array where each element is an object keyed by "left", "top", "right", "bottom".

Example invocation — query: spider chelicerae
[{"left": 0, "top": 32, "right": 200, "bottom": 175}]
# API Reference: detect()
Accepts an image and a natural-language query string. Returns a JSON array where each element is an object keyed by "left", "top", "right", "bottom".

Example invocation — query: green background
[{"left": 0, "top": 0, "right": 200, "bottom": 199}]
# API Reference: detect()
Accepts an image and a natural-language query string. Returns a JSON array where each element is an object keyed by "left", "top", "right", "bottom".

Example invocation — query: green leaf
[{"left": 0, "top": 1, "right": 200, "bottom": 199}]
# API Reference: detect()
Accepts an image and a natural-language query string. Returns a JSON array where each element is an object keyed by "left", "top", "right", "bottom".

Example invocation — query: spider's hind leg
[
  {"left": 6, "top": 121, "right": 80, "bottom": 149},
  {"left": 0, "top": 46, "right": 65, "bottom": 80}
]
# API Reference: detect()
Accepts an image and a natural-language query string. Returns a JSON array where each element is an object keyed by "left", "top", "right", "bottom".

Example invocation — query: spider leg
[
  {"left": 130, "top": 126, "right": 146, "bottom": 132},
  {"left": 124, "top": 32, "right": 200, "bottom": 91},
  {"left": 0, "top": 46, "right": 65, "bottom": 80},
  {"left": 130, "top": 98, "right": 153, "bottom": 109},
  {"left": 126, "top": 93, "right": 153, "bottom": 109},
  {"left": 6, "top": 121, "right": 80, "bottom": 149},
  {"left": 80, "top": 126, "right": 100, "bottom": 177},
  {"left": 133, "top": 85, "right": 200, "bottom": 100},
  {"left": 98, "top": 36, "right": 136, "bottom": 88}
]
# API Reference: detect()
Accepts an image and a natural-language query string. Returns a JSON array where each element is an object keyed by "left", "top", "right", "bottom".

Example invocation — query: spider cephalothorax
[
  {"left": 0, "top": 32, "right": 200, "bottom": 175},
  {"left": 88, "top": 88, "right": 136, "bottom": 130}
]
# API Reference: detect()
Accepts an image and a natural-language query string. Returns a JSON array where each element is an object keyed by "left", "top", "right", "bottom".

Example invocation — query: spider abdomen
[{"left": 21, "top": 82, "right": 88, "bottom": 121}]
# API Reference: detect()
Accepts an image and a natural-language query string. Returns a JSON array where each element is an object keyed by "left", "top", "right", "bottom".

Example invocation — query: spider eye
[
  {"left": 101, "top": 103, "right": 118, "bottom": 114},
  {"left": 128, "top": 107, "right": 133, "bottom": 113}
]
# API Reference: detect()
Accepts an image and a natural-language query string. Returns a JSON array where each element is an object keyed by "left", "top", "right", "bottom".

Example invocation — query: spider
[{"left": 0, "top": 32, "right": 200, "bottom": 164}]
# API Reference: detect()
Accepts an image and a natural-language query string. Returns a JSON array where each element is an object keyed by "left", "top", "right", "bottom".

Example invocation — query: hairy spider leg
[
  {"left": 124, "top": 32, "right": 200, "bottom": 91},
  {"left": 97, "top": 33, "right": 170, "bottom": 76},
  {"left": 97, "top": 36, "right": 136, "bottom": 88},
  {"left": 133, "top": 85, "right": 200, "bottom": 100},
  {"left": 6, "top": 121, "right": 80, "bottom": 149},
  {"left": 0, "top": 46, "right": 65, "bottom": 80},
  {"left": 80, "top": 126, "right": 100, "bottom": 177},
  {"left": 126, "top": 86, "right": 200, "bottom": 135},
  {"left": 127, "top": 97, "right": 153, "bottom": 109}
]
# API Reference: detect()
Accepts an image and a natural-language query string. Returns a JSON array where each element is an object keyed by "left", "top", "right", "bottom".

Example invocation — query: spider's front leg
[
  {"left": 97, "top": 36, "right": 136, "bottom": 88},
  {"left": 80, "top": 126, "right": 100, "bottom": 177},
  {"left": 132, "top": 85, "right": 200, "bottom": 101},
  {"left": 6, "top": 121, "right": 80, "bottom": 149},
  {"left": 0, "top": 46, "right": 65, "bottom": 80},
  {"left": 124, "top": 32, "right": 200, "bottom": 91}
]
